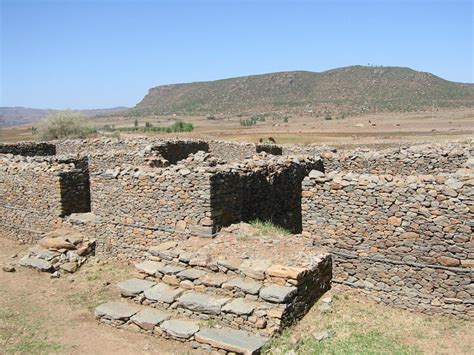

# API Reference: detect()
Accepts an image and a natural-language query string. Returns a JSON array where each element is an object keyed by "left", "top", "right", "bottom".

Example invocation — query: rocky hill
[{"left": 131, "top": 66, "right": 474, "bottom": 116}]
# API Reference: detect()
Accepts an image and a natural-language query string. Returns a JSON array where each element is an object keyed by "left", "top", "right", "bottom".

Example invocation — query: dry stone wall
[
  {"left": 0, "top": 154, "right": 91, "bottom": 242},
  {"left": 287, "top": 143, "right": 472, "bottom": 175},
  {"left": 0, "top": 142, "right": 56, "bottom": 156},
  {"left": 302, "top": 170, "right": 473, "bottom": 318}
]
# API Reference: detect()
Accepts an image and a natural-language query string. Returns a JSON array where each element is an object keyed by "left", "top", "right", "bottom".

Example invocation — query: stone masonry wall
[
  {"left": 0, "top": 142, "right": 56, "bottom": 156},
  {"left": 302, "top": 171, "right": 473, "bottom": 318},
  {"left": 0, "top": 155, "right": 91, "bottom": 242},
  {"left": 210, "top": 158, "right": 323, "bottom": 233},
  {"left": 293, "top": 143, "right": 472, "bottom": 175}
]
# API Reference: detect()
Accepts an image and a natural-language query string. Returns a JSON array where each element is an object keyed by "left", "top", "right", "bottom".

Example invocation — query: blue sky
[{"left": 1, "top": 0, "right": 473, "bottom": 109}]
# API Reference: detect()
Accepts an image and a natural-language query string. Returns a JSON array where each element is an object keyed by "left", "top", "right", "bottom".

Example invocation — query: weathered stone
[
  {"left": 260, "top": 285, "right": 297, "bottom": 303},
  {"left": 223, "top": 277, "right": 262, "bottom": 295},
  {"left": 29, "top": 246, "right": 59, "bottom": 261},
  {"left": 217, "top": 257, "right": 241, "bottom": 271},
  {"left": 239, "top": 259, "right": 272, "bottom": 280},
  {"left": 313, "top": 330, "right": 335, "bottom": 342},
  {"left": 266, "top": 265, "right": 307, "bottom": 280},
  {"left": 177, "top": 268, "right": 206, "bottom": 280},
  {"left": 38, "top": 236, "right": 75, "bottom": 250},
  {"left": 195, "top": 327, "right": 268, "bottom": 355},
  {"left": 437, "top": 256, "right": 460, "bottom": 267},
  {"left": 60, "top": 261, "right": 78, "bottom": 273},
  {"left": 130, "top": 309, "right": 171, "bottom": 330},
  {"left": 116, "top": 278, "right": 156, "bottom": 297},
  {"left": 151, "top": 241, "right": 178, "bottom": 252},
  {"left": 144, "top": 283, "right": 184, "bottom": 303},
  {"left": 222, "top": 298, "right": 255, "bottom": 315},
  {"left": 387, "top": 217, "right": 401, "bottom": 226},
  {"left": 157, "top": 264, "right": 185, "bottom": 275},
  {"left": 94, "top": 302, "right": 138, "bottom": 320},
  {"left": 200, "top": 273, "right": 228, "bottom": 287},
  {"left": 2, "top": 264, "right": 15, "bottom": 272},
  {"left": 160, "top": 320, "right": 200, "bottom": 339},
  {"left": 18, "top": 257, "right": 53, "bottom": 272},
  {"left": 177, "top": 292, "right": 229, "bottom": 315},
  {"left": 135, "top": 260, "right": 163, "bottom": 275}
]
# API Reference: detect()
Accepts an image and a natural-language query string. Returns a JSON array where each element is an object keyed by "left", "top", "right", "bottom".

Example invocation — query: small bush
[{"left": 34, "top": 110, "right": 95, "bottom": 141}]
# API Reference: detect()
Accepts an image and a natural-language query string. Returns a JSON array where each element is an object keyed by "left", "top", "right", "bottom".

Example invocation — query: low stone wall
[
  {"left": 57, "top": 138, "right": 210, "bottom": 171},
  {"left": 0, "top": 142, "right": 56, "bottom": 156},
  {"left": 313, "top": 143, "right": 471, "bottom": 174},
  {"left": 150, "top": 140, "right": 209, "bottom": 164},
  {"left": 256, "top": 144, "right": 283, "bottom": 155},
  {"left": 208, "top": 141, "right": 256, "bottom": 162},
  {"left": 302, "top": 171, "right": 473, "bottom": 318},
  {"left": 0, "top": 155, "right": 91, "bottom": 242}
]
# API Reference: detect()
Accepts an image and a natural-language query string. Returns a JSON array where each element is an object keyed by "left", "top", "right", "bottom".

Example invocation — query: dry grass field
[{"left": 2, "top": 108, "right": 472, "bottom": 147}]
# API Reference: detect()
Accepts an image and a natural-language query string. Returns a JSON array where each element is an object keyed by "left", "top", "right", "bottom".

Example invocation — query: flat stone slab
[
  {"left": 195, "top": 327, "right": 268, "bottom": 355},
  {"left": 239, "top": 259, "right": 272, "bottom": 280},
  {"left": 130, "top": 309, "right": 171, "bottom": 330},
  {"left": 116, "top": 278, "right": 156, "bottom": 297},
  {"left": 177, "top": 292, "right": 230, "bottom": 315},
  {"left": 200, "top": 273, "right": 228, "bottom": 287},
  {"left": 144, "top": 283, "right": 184, "bottom": 303},
  {"left": 222, "top": 298, "right": 255, "bottom": 315},
  {"left": 135, "top": 260, "right": 164, "bottom": 276},
  {"left": 260, "top": 284, "right": 297, "bottom": 303},
  {"left": 156, "top": 264, "right": 185, "bottom": 275},
  {"left": 18, "top": 257, "right": 53, "bottom": 272},
  {"left": 160, "top": 319, "right": 200, "bottom": 339},
  {"left": 223, "top": 277, "right": 262, "bottom": 295},
  {"left": 29, "top": 246, "right": 59, "bottom": 261},
  {"left": 266, "top": 264, "right": 307, "bottom": 280},
  {"left": 177, "top": 268, "right": 206, "bottom": 280},
  {"left": 95, "top": 302, "right": 138, "bottom": 320}
]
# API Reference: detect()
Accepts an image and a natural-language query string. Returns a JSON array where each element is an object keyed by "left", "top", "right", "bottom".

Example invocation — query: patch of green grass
[
  {"left": 249, "top": 219, "right": 290, "bottom": 236},
  {"left": 264, "top": 329, "right": 420, "bottom": 355},
  {"left": 300, "top": 330, "right": 420, "bottom": 354},
  {"left": 0, "top": 308, "right": 63, "bottom": 354}
]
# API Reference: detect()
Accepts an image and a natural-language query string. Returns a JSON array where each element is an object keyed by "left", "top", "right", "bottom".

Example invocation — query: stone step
[
  {"left": 135, "top": 260, "right": 298, "bottom": 303},
  {"left": 116, "top": 278, "right": 283, "bottom": 336},
  {"left": 94, "top": 301, "right": 268, "bottom": 354}
]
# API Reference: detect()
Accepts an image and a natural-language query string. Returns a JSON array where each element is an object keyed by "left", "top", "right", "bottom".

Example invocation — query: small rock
[
  {"left": 313, "top": 330, "right": 335, "bottom": 342},
  {"left": 318, "top": 303, "right": 332, "bottom": 314},
  {"left": 2, "top": 265, "right": 15, "bottom": 272}
]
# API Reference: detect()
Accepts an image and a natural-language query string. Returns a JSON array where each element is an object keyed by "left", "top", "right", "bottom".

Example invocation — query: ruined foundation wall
[
  {"left": 211, "top": 159, "right": 324, "bottom": 233},
  {"left": 0, "top": 155, "right": 91, "bottom": 242},
  {"left": 0, "top": 142, "right": 56, "bottom": 156},
  {"left": 57, "top": 138, "right": 210, "bottom": 171},
  {"left": 293, "top": 143, "right": 472, "bottom": 174},
  {"left": 302, "top": 172, "right": 473, "bottom": 318}
]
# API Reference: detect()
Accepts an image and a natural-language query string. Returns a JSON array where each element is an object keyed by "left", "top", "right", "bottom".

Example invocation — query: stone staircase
[{"left": 94, "top": 233, "right": 332, "bottom": 354}]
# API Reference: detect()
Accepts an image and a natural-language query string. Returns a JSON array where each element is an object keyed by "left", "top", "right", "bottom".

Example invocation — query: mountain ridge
[{"left": 131, "top": 65, "right": 474, "bottom": 116}]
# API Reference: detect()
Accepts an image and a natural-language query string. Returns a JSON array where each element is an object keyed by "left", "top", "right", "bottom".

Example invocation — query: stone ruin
[{"left": 0, "top": 138, "right": 472, "bottom": 353}]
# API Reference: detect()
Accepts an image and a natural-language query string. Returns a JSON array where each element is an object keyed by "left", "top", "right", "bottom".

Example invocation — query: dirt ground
[
  {"left": 1, "top": 237, "right": 473, "bottom": 355},
  {"left": 1, "top": 108, "right": 473, "bottom": 146},
  {"left": 0, "top": 238, "right": 203, "bottom": 355}
]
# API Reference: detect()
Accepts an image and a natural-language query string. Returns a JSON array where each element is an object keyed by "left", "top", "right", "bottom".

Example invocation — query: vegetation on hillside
[{"left": 129, "top": 66, "right": 474, "bottom": 116}]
